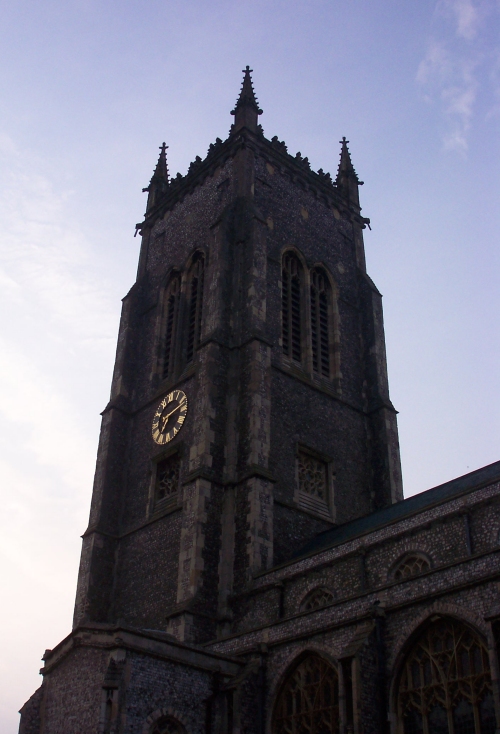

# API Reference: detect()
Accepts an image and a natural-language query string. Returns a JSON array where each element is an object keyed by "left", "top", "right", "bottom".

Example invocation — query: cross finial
[
  {"left": 231, "top": 65, "right": 263, "bottom": 120},
  {"left": 336, "top": 136, "right": 362, "bottom": 201},
  {"left": 151, "top": 142, "right": 169, "bottom": 181}
]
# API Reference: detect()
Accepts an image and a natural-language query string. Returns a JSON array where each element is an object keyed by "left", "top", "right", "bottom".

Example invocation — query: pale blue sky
[{"left": 1, "top": 1, "right": 499, "bottom": 730}]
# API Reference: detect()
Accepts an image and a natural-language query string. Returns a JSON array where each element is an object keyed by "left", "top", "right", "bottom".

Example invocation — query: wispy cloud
[
  {"left": 0, "top": 132, "right": 121, "bottom": 525},
  {"left": 0, "top": 137, "right": 116, "bottom": 345},
  {"left": 445, "top": 0, "right": 481, "bottom": 40},
  {"left": 417, "top": 39, "right": 452, "bottom": 91},
  {"left": 417, "top": 0, "right": 498, "bottom": 152},
  {"left": 0, "top": 134, "right": 122, "bottom": 730}
]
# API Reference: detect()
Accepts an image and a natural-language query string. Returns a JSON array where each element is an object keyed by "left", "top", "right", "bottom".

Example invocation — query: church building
[{"left": 19, "top": 68, "right": 500, "bottom": 734}]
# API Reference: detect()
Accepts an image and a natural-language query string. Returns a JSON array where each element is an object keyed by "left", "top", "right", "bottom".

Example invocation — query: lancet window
[
  {"left": 282, "top": 252, "right": 303, "bottom": 364},
  {"left": 393, "top": 554, "right": 431, "bottom": 581},
  {"left": 186, "top": 253, "right": 205, "bottom": 363},
  {"left": 273, "top": 654, "right": 340, "bottom": 734},
  {"left": 396, "top": 617, "right": 496, "bottom": 734},
  {"left": 281, "top": 252, "right": 338, "bottom": 382},
  {"left": 162, "top": 276, "right": 180, "bottom": 379},
  {"left": 310, "top": 268, "right": 331, "bottom": 378}
]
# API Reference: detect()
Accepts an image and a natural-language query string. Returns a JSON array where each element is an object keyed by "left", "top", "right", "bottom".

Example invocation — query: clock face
[{"left": 152, "top": 390, "right": 188, "bottom": 445}]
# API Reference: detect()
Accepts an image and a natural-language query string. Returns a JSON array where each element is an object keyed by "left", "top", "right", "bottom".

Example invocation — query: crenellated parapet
[{"left": 137, "top": 69, "right": 369, "bottom": 234}]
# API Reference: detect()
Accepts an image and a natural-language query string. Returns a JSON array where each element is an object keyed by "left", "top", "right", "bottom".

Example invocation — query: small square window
[
  {"left": 298, "top": 451, "right": 327, "bottom": 500},
  {"left": 155, "top": 454, "right": 180, "bottom": 503},
  {"left": 296, "top": 448, "right": 333, "bottom": 522}
]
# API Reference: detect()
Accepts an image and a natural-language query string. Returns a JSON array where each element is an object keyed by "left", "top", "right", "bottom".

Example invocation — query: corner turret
[
  {"left": 231, "top": 66, "right": 263, "bottom": 133},
  {"left": 143, "top": 142, "right": 169, "bottom": 212},
  {"left": 336, "top": 137, "right": 363, "bottom": 208}
]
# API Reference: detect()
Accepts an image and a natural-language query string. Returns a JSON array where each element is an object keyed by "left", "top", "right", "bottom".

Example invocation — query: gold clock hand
[{"left": 160, "top": 404, "right": 182, "bottom": 432}]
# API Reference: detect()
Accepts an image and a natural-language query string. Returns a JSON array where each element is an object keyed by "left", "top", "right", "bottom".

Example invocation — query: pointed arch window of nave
[
  {"left": 273, "top": 653, "right": 340, "bottom": 734},
  {"left": 397, "top": 617, "right": 496, "bottom": 734}
]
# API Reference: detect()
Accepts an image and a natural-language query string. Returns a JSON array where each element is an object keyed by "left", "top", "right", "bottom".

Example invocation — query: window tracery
[
  {"left": 282, "top": 252, "right": 303, "bottom": 364},
  {"left": 393, "top": 554, "right": 431, "bottom": 581},
  {"left": 273, "top": 654, "right": 340, "bottom": 734},
  {"left": 154, "top": 454, "right": 180, "bottom": 503},
  {"left": 301, "top": 587, "right": 335, "bottom": 612},
  {"left": 298, "top": 452, "right": 328, "bottom": 501},
  {"left": 296, "top": 449, "right": 332, "bottom": 520},
  {"left": 186, "top": 253, "right": 205, "bottom": 363},
  {"left": 397, "top": 618, "right": 496, "bottom": 734},
  {"left": 162, "top": 276, "right": 180, "bottom": 380}
]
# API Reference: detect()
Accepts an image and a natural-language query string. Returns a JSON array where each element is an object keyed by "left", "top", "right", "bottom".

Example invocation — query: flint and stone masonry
[{"left": 19, "top": 69, "right": 500, "bottom": 734}]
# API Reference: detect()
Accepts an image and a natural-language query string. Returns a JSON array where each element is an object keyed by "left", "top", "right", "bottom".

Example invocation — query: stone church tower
[
  {"left": 72, "top": 65, "right": 402, "bottom": 645},
  {"left": 20, "top": 69, "right": 500, "bottom": 734}
]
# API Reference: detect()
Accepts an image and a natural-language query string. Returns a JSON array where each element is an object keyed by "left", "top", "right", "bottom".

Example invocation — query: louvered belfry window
[
  {"left": 310, "top": 268, "right": 330, "bottom": 378},
  {"left": 282, "top": 252, "right": 303, "bottom": 363},
  {"left": 273, "top": 654, "right": 340, "bottom": 734},
  {"left": 186, "top": 253, "right": 204, "bottom": 363},
  {"left": 397, "top": 618, "right": 496, "bottom": 734},
  {"left": 162, "top": 276, "right": 180, "bottom": 379}
]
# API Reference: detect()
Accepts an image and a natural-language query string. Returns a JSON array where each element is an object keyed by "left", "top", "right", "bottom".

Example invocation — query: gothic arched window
[
  {"left": 310, "top": 268, "right": 331, "bottom": 378},
  {"left": 301, "top": 587, "right": 335, "bottom": 612},
  {"left": 162, "top": 275, "right": 181, "bottom": 380},
  {"left": 151, "top": 716, "right": 185, "bottom": 734},
  {"left": 186, "top": 253, "right": 205, "bottom": 363},
  {"left": 273, "top": 654, "right": 340, "bottom": 734},
  {"left": 282, "top": 252, "right": 304, "bottom": 364},
  {"left": 392, "top": 553, "right": 431, "bottom": 581},
  {"left": 396, "top": 618, "right": 496, "bottom": 734}
]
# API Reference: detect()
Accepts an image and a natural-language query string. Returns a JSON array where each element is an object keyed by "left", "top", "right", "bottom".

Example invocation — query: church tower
[
  {"left": 72, "top": 66, "right": 402, "bottom": 645},
  {"left": 20, "top": 68, "right": 409, "bottom": 734}
]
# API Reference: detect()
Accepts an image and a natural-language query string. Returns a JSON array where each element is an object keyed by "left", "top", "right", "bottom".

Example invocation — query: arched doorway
[
  {"left": 151, "top": 716, "right": 185, "bottom": 734},
  {"left": 396, "top": 617, "right": 496, "bottom": 734},
  {"left": 273, "top": 653, "right": 340, "bottom": 734}
]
